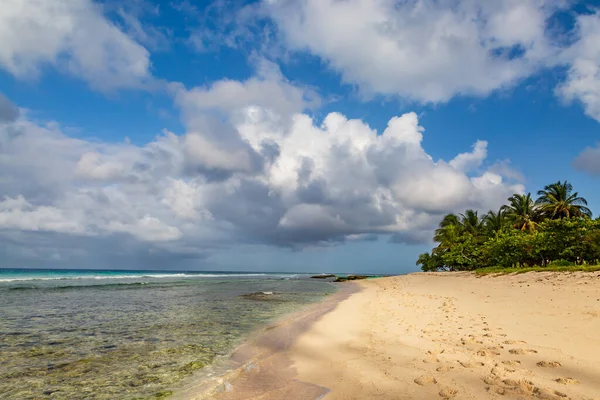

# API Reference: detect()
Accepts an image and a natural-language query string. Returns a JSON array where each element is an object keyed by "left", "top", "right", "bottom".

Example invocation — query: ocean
[{"left": 0, "top": 269, "right": 336, "bottom": 399}]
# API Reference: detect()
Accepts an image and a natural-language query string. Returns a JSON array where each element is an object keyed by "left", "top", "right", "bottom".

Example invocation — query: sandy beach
[
  {"left": 205, "top": 271, "right": 600, "bottom": 400},
  {"left": 291, "top": 272, "right": 600, "bottom": 400}
]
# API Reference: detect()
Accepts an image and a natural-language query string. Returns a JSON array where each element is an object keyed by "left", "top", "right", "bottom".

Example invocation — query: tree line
[{"left": 417, "top": 181, "right": 600, "bottom": 271}]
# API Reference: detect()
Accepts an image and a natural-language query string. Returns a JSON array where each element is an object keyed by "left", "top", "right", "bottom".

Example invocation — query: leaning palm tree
[
  {"left": 502, "top": 193, "right": 539, "bottom": 232},
  {"left": 536, "top": 180, "right": 592, "bottom": 219},
  {"left": 484, "top": 208, "right": 509, "bottom": 236}
]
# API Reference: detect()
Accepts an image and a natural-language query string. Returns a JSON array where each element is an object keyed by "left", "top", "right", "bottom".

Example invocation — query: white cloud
[
  {"left": 573, "top": 143, "right": 600, "bottom": 176},
  {"left": 0, "top": 196, "right": 87, "bottom": 235},
  {"left": 106, "top": 216, "right": 182, "bottom": 242},
  {"left": 450, "top": 140, "right": 488, "bottom": 172},
  {"left": 76, "top": 152, "right": 129, "bottom": 181},
  {"left": 171, "top": 58, "right": 320, "bottom": 175},
  {"left": 178, "top": 1, "right": 600, "bottom": 124},
  {"left": 0, "top": 0, "right": 152, "bottom": 90},
  {"left": 263, "top": 0, "right": 560, "bottom": 103},
  {"left": 557, "top": 11, "right": 600, "bottom": 122},
  {"left": 0, "top": 76, "right": 523, "bottom": 261},
  {"left": 174, "top": 58, "right": 319, "bottom": 122},
  {"left": 0, "top": 93, "right": 19, "bottom": 123},
  {"left": 162, "top": 179, "right": 210, "bottom": 219}
]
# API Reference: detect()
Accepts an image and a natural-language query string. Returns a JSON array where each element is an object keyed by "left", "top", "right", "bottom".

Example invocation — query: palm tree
[
  {"left": 460, "top": 209, "right": 485, "bottom": 239},
  {"left": 502, "top": 193, "right": 538, "bottom": 232},
  {"left": 484, "top": 208, "right": 508, "bottom": 235},
  {"left": 434, "top": 213, "right": 462, "bottom": 245},
  {"left": 416, "top": 252, "right": 433, "bottom": 271},
  {"left": 439, "top": 213, "right": 460, "bottom": 229},
  {"left": 536, "top": 180, "right": 592, "bottom": 219}
]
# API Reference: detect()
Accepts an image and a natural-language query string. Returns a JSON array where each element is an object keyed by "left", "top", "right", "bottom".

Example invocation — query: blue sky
[{"left": 1, "top": 0, "right": 600, "bottom": 274}]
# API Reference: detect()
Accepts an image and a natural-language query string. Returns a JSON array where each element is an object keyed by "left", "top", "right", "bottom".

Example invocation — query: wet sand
[
  {"left": 173, "top": 282, "right": 358, "bottom": 400},
  {"left": 186, "top": 272, "right": 600, "bottom": 399}
]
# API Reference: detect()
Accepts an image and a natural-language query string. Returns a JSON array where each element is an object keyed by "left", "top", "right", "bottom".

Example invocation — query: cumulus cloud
[
  {"left": 0, "top": 93, "right": 19, "bottom": 123},
  {"left": 241, "top": 0, "right": 600, "bottom": 124},
  {"left": 0, "top": 83, "right": 523, "bottom": 263},
  {"left": 0, "top": 0, "right": 152, "bottom": 90},
  {"left": 0, "top": 196, "right": 86, "bottom": 235},
  {"left": 262, "top": 0, "right": 561, "bottom": 103},
  {"left": 450, "top": 140, "right": 488, "bottom": 172},
  {"left": 573, "top": 143, "right": 600, "bottom": 176},
  {"left": 556, "top": 11, "right": 600, "bottom": 122},
  {"left": 171, "top": 58, "right": 319, "bottom": 177}
]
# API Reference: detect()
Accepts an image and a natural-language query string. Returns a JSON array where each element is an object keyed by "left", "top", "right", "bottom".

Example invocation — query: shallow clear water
[{"left": 0, "top": 269, "right": 335, "bottom": 399}]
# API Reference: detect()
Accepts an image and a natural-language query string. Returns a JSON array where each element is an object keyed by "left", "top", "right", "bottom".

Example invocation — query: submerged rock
[
  {"left": 244, "top": 361, "right": 260, "bottom": 373},
  {"left": 240, "top": 292, "right": 283, "bottom": 301},
  {"left": 215, "top": 381, "right": 233, "bottom": 393}
]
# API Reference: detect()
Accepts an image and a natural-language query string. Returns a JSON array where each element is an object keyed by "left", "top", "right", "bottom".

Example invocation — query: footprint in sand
[
  {"left": 497, "top": 379, "right": 568, "bottom": 399},
  {"left": 502, "top": 360, "right": 522, "bottom": 366},
  {"left": 502, "top": 378, "right": 531, "bottom": 388},
  {"left": 490, "top": 386, "right": 508, "bottom": 395},
  {"left": 503, "top": 340, "right": 527, "bottom": 345},
  {"left": 537, "top": 361, "right": 562, "bottom": 368},
  {"left": 436, "top": 365, "right": 455, "bottom": 372},
  {"left": 458, "top": 360, "right": 485, "bottom": 368},
  {"left": 414, "top": 376, "right": 437, "bottom": 386},
  {"left": 477, "top": 349, "right": 500, "bottom": 357},
  {"left": 555, "top": 377, "right": 579, "bottom": 385},
  {"left": 482, "top": 375, "right": 503, "bottom": 385},
  {"left": 536, "top": 388, "right": 569, "bottom": 399},
  {"left": 439, "top": 388, "right": 459, "bottom": 398},
  {"left": 509, "top": 348, "right": 538, "bottom": 355}
]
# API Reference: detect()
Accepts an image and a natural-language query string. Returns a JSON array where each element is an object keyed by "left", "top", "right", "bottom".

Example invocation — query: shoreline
[
  {"left": 186, "top": 271, "right": 600, "bottom": 400},
  {"left": 172, "top": 281, "right": 360, "bottom": 400}
]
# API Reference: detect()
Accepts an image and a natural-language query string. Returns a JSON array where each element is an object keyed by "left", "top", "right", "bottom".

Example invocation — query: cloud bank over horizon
[
  {"left": 0, "top": 0, "right": 599, "bottom": 270},
  {"left": 0, "top": 83, "right": 522, "bottom": 265}
]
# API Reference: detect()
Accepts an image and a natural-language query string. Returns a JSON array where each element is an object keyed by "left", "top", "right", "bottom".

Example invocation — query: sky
[{"left": 1, "top": 0, "right": 600, "bottom": 274}]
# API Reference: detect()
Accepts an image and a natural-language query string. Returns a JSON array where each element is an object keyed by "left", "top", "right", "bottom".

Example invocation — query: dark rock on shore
[
  {"left": 334, "top": 275, "right": 368, "bottom": 282},
  {"left": 311, "top": 274, "right": 336, "bottom": 279}
]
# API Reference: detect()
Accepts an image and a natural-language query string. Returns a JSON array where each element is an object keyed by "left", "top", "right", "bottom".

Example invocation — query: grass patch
[{"left": 475, "top": 265, "right": 600, "bottom": 275}]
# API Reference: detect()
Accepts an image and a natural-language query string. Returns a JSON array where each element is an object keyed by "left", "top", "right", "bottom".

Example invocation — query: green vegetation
[
  {"left": 474, "top": 265, "right": 600, "bottom": 275},
  {"left": 417, "top": 181, "right": 600, "bottom": 272}
]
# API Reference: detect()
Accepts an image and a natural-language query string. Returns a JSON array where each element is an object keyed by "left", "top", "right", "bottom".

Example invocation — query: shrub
[{"left": 547, "top": 259, "right": 575, "bottom": 267}]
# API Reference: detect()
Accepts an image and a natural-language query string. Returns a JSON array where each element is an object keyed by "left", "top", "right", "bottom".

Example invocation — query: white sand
[{"left": 290, "top": 272, "right": 600, "bottom": 399}]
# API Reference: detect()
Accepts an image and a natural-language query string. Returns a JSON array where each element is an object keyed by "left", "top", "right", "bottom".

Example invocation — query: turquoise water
[
  {"left": 0, "top": 269, "right": 274, "bottom": 282},
  {"left": 0, "top": 269, "right": 336, "bottom": 399}
]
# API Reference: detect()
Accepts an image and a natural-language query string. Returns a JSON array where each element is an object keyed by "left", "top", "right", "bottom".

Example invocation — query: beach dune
[{"left": 290, "top": 272, "right": 600, "bottom": 399}]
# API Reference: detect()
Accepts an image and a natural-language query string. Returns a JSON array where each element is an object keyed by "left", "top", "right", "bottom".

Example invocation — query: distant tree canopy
[{"left": 417, "top": 181, "right": 600, "bottom": 272}]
